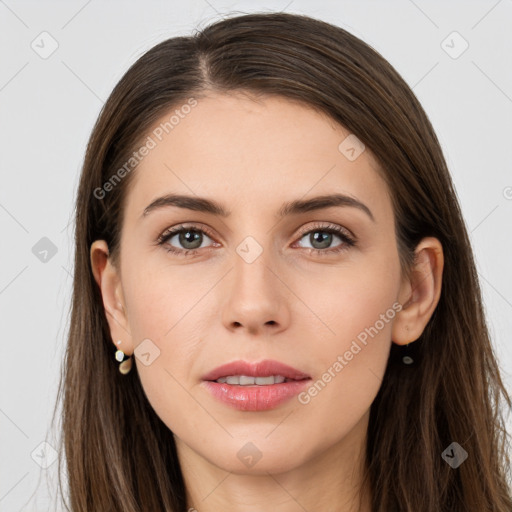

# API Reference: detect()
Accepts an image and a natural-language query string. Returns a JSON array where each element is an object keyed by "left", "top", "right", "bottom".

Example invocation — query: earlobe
[
  {"left": 90, "top": 240, "right": 134, "bottom": 355},
  {"left": 392, "top": 237, "right": 444, "bottom": 346}
]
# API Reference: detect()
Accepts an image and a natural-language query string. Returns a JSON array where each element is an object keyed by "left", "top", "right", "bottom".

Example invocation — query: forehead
[{"left": 123, "top": 92, "right": 391, "bottom": 222}]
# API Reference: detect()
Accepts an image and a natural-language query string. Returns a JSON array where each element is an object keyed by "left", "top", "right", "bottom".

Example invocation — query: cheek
[
  {"left": 300, "top": 251, "right": 400, "bottom": 352},
  {"left": 120, "top": 265, "right": 209, "bottom": 431},
  {"left": 295, "top": 253, "right": 399, "bottom": 411},
  {"left": 287, "top": 284, "right": 397, "bottom": 458},
  {"left": 120, "top": 261, "right": 216, "bottom": 396},
  {"left": 122, "top": 260, "right": 215, "bottom": 341},
  {"left": 303, "top": 291, "right": 395, "bottom": 415}
]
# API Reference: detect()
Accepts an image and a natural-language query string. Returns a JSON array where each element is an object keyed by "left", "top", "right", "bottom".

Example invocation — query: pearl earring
[{"left": 115, "top": 341, "right": 133, "bottom": 375}]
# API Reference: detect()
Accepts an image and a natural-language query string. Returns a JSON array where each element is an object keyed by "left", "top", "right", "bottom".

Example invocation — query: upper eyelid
[
  {"left": 295, "top": 221, "right": 353, "bottom": 239},
  {"left": 159, "top": 222, "right": 216, "bottom": 240}
]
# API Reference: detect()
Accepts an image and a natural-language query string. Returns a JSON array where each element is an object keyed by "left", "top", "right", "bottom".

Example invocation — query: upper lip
[{"left": 202, "top": 359, "right": 311, "bottom": 381}]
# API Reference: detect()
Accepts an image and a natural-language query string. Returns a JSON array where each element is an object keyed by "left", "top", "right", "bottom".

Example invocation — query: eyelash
[{"left": 156, "top": 222, "right": 356, "bottom": 257}]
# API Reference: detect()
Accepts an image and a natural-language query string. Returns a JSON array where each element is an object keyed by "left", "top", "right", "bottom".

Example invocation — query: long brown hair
[{"left": 55, "top": 12, "right": 512, "bottom": 511}]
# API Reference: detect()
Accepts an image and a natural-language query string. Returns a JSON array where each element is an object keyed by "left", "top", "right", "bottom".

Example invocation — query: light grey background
[{"left": 1, "top": 0, "right": 511, "bottom": 510}]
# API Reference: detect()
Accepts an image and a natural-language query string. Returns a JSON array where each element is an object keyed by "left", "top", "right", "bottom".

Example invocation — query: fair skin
[{"left": 91, "top": 92, "right": 443, "bottom": 511}]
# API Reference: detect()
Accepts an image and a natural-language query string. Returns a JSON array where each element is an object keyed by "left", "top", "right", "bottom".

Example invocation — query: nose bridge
[
  {"left": 221, "top": 233, "right": 290, "bottom": 334},
  {"left": 231, "top": 219, "right": 275, "bottom": 288},
  {"left": 232, "top": 236, "right": 276, "bottom": 303}
]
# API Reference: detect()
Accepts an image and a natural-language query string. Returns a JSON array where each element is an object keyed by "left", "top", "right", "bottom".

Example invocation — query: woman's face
[{"left": 103, "top": 92, "right": 410, "bottom": 474}]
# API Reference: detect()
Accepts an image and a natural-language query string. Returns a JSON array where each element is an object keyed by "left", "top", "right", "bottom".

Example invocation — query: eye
[
  {"left": 157, "top": 224, "right": 217, "bottom": 256},
  {"left": 293, "top": 222, "right": 356, "bottom": 255}
]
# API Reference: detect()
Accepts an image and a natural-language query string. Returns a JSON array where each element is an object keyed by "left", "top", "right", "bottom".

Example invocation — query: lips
[
  {"left": 202, "top": 359, "right": 311, "bottom": 382},
  {"left": 201, "top": 359, "right": 312, "bottom": 411}
]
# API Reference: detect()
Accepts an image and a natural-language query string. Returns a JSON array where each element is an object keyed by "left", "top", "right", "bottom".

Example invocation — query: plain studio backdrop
[{"left": 0, "top": 1, "right": 511, "bottom": 509}]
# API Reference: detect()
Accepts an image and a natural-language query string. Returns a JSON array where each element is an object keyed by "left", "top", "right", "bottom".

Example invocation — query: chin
[{"left": 201, "top": 439, "right": 311, "bottom": 475}]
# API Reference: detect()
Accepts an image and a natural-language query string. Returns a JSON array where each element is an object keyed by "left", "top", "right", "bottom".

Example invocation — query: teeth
[{"left": 215, "top": 375, "right": 287, "bottom": 385}]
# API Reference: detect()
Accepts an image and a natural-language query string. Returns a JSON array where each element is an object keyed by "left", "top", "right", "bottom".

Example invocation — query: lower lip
[{"left": 202, "top": 379, "right": 311, "bottom": 411}]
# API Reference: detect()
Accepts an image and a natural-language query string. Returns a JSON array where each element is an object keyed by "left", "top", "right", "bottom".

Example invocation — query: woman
[{"left": 57, "top": 11, "right": 512, "bottom": 511}]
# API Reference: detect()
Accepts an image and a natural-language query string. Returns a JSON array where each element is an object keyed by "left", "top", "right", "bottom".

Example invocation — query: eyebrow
[{"left": 140, "top": 193, "right": 375, "bottom": 222}]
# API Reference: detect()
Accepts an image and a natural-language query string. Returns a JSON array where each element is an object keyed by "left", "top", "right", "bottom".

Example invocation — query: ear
[
  {"left": 90, "top": 240, "right": 134, "bottom": 355},
  {"left": 392, "top": 237, "right": 444, "bottom": 345}
]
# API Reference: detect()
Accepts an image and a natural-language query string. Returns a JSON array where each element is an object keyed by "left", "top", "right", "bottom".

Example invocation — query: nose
[{"left": 221, "top": 248, "right": 291, "bottom": 336}]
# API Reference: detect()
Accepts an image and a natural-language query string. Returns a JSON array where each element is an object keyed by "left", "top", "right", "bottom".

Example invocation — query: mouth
[{"left": 201, "top": 359, "right": 311, "bottom": 411}]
